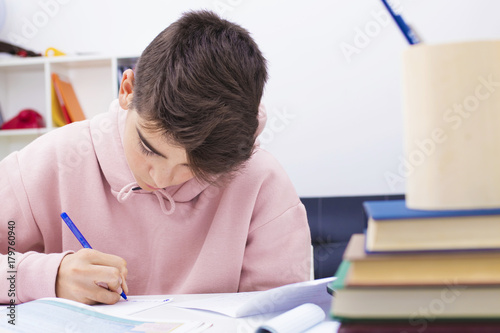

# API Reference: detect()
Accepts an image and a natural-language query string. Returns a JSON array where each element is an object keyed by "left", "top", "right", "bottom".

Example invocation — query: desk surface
[{"left": 124, "top": 293, "right": 339, "bottom": 332}]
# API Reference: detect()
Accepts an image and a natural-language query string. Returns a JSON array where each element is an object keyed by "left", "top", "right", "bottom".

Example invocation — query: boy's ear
[{"left": 119, "top": 69, "right": 135, "bottom": 110}]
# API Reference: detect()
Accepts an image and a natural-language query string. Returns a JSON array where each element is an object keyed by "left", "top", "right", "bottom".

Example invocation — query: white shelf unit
[{"left": 0, "top": 55, "right": 138, "bottom": 160}]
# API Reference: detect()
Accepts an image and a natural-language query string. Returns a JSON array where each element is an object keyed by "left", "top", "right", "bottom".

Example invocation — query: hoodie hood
[
  {"left": 91, "top": 100, "right": 211, "bottom": 215},
  {"left": 91, "top": 100, "right": 267, "bottom": 215}
]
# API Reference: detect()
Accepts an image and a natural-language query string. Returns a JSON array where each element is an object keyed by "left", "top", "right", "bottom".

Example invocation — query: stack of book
[{"left": 329, "top": 199, "right": 500, "bottom": 332}]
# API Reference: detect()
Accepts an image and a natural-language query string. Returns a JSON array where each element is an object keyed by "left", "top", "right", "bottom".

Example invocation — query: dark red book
[{"left": 338, "top": 321, "right": 500, "bottom": 333}]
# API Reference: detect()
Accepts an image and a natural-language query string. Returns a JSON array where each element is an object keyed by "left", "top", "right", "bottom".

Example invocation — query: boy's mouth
[{"left": 144, "top": 183, "right": 162, "bottom": 191}]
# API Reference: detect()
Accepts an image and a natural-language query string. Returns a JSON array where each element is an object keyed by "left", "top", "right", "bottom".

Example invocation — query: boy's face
[{"left": 123, "top": 109, "right": 194, "bottom": 190}]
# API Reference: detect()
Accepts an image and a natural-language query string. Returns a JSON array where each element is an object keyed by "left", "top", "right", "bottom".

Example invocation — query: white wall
[{"left": 1, "top": 0, "right": 499, "bottom": 197}]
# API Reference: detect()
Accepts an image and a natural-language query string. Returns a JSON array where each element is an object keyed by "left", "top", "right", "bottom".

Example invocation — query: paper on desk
[
  {"left": 0, "top": 297, "right": 211, "bottom": 333},
  {"left": 256, "top": 303, "right": 325, "bottom": 333},
  {"left": 92, "top": 296, "right": 173, "bottom": 316},
  {"left": 173, "top": 277, "right": 335, "bottom": 318}
]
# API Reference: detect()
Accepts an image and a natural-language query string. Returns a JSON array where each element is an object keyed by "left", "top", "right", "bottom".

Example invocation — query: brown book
[{"left": 344, "top": 234, "right": 500, "bottom": 286}]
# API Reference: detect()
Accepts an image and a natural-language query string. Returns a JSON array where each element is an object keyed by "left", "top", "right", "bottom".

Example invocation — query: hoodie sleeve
[
  {"left": 238, "top": 201, "right": 311, "bottom": 292},
  {"left": 0, "top": 151, "right": 70, "bottom": 304},
  {"left": 237, "top": 150, "right": 312, "bottom": 292}
]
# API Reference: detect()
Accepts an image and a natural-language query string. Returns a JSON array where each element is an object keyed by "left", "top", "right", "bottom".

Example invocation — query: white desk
[{"left": 124, "top": 293, "right": 339, "bottom": 332}]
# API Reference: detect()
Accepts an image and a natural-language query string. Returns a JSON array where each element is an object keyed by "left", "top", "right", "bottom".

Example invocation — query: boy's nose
[{"left": 151, "top": 168, "right": 173, "bottom": 189}]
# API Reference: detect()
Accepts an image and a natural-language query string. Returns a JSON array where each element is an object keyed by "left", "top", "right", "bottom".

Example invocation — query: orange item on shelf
[
  {"left": 51, "top": 81, "right": 69, "bottom": 127},
  {"left": 51, "top": 73, "right": 86, "bottom": 123}
]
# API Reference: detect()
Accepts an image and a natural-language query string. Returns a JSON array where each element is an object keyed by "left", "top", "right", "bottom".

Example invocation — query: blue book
[
  {"left": 363, "top": 200, "right": 500, "bottom": 253},
  {"left": 363, "top": 200, "right": 500, "bottom": 220}
]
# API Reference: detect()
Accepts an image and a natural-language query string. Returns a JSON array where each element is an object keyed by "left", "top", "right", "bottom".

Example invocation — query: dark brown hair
[{"left": 132, "top": 10, "right": 268, "bottom": 183}]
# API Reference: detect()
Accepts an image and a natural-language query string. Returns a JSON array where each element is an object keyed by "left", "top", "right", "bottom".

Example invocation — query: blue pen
[
  {"left": 380, "top": 0, "right": 420, "bottom": 45},
  {"left": 60, "top": 212, "right": 128, "bottom": 300}
]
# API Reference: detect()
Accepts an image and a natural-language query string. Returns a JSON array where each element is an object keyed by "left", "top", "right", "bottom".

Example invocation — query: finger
[
  {"left": 77, "top": 248, "right": 128, "bottom": 289},
  {"left": 89, "top": 265, "right": 125, "bottom": 294},
  {"left": 95, "top": 281, "right": 124, "bottom": 298},
  {"left": 89, "top": 283, "right": 122, "bottom": 305},
  {"left": 95, "top": 281, "right": 109, "bottom": 289},
  {"left": 88, "top": 277, "right": 122, "bottom": 305},
  {"left": 121, "top": 273, "right": 129, "bottom": 295},
  {"left": 81, "top": 249, "right": 128, "bottom": 274},
  {"left": 119, "top": 264, "right": 129, "bottom": 295},
  {"left": 96, "top": 278, "right": 123, "bottom": 294}
]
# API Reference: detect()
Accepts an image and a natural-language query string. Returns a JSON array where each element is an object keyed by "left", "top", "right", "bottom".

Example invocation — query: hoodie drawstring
[
  {"left": 117, "top": 183, "right": 138, "bottom": 202},
  {"left": 154, "top": 190, "right": 176, "bottom": 215},
  {"left": 116, "top": 182, "right": 176, "bottom": 215}
]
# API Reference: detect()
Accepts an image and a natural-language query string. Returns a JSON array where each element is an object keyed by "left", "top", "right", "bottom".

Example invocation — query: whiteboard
[{"left": 1, "top": 0, "right": 499, "bottom": 197}]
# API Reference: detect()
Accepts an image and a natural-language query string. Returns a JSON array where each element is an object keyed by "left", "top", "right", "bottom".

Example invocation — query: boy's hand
[{"left": 56, "top": 249, "right": 128, "bottom": 305}]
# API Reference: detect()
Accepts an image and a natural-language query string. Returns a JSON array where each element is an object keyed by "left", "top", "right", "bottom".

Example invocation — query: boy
[{"left": 0, "top": 10, "right": 311, "bottom": 305}]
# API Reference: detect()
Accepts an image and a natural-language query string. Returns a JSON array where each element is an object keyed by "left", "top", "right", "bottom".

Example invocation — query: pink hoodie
[{"left": 0, "top": 101, "right": 311, "bottom": 304}]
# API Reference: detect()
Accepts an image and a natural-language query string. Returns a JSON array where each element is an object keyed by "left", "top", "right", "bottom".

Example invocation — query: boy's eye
[{"left": 139, "top": 141, "right": 155, "bottom": 156}]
